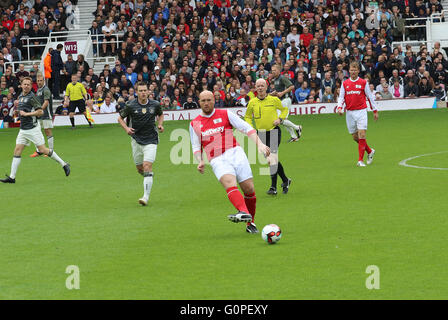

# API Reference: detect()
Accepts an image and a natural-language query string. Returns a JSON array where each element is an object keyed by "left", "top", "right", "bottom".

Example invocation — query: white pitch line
[{"left": 398, "top": 151, "right": 448, "bottom": 170}]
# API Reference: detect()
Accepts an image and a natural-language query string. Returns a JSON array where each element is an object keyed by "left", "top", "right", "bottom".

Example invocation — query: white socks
[
  {"left": 10, "top": 156, "right": 21, "bottom": 179},
  {"left": 143, "top": 172, "right": 153, "bottom": 199},
  {"left": 49, "top": 150, "right": 66, "bottom": 166},
  {"left": 282, "top": 119, "right": 299, "bottom": 138}
]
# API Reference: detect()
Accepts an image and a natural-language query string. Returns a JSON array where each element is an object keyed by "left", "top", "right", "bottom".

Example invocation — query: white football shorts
[
  {"left": 16, "top": 126, "right": 45, "bottom": 147},
  {"left": 131, "top": 139, "right": 157, "bottom": 165},
  {"left": 281, "top": 97, "right": 292, "bottom": 113},
  {"left": 346, "top": 108, "right": 368, "bottom": 134},
  {"left": 38, "top": 119, "right": 54, "bottom": 129},
  {"left": 210, "top": 146, "right": 253, "bottom": 183}
]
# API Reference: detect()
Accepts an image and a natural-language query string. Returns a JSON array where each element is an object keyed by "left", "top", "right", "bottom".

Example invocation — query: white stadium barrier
[{"left": 52, "top": 97, "right": 439, "bottom": 127}]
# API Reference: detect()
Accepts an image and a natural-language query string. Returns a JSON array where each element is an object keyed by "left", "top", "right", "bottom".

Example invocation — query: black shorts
[
  {"left": 258, "top": 126, "right": 281, "bottom": 153},
  {"left": 69, "top": 100, "right": 86, "bottom": 113}
]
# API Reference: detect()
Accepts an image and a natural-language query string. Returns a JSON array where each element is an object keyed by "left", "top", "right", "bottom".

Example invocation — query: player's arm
[
  {"left": 336, "top": 84, "right": 345, "bottom": 115},
  {"left": 364, "top": 82, "right": 379, "bottom": 121},
  {"left": 228, "top": 110, "right": 270, "bottom": 157},
  {"left": 189, "top": 122, "right": 204, "bottom": 174},
  {"left": 81, "top": 84, "right": 88, "bottom": 100},
  {"left": 64, "top": 84, "right": 70, "bottom": 107},
  {"left": 41, "top": 89, "right": 51, "bottom": 112},
  {"left": 279, "top": 78, "right": 294, "bottom": 99},
  {"left": 274, "top": 97, "right": 289, "bottom": 126},
  {"left": 155, "top": 102, "right": 164, "bottom": 132},
  {"left": 117, "top": 103, "right": 134, "bottom": 135},
  {"left": 21, "top": 96, "right": 43, "bottom": 117}
]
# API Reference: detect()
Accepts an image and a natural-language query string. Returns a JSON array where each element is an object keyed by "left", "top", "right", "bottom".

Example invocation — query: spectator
[
  {"left": 295, "top": 81, "right": 310, "bottom": 103},
  {"left": 125, "top": 67, "right": 138, "bottom": 86},
  {"left": 99, "top": 94, "right": 116, "bottom": 113},
  {"left": 183, "top": 96, "right": 199, "bottom": 109},
  {"left": 44, "top": 48, "right": 53, "bottom": 87},
  {"left": 51, "top": 44, "right": 64, "bottom": 99},
  {"left": 214, "top": 91, "right": 225, "bottom": 108},
  {"left": 73, "top": 54, "right": 90, "bottom": 79},
  {"left": 235, "top": 88, "right": 249, "bottom": 107},
  {"left": 161, "top": 96, "right": 174, "bottom": 110},
  {"left": 432, "top": 82, "right": 447, "bottom": 101},
  {"left": 101, "top": 18, "right": 117, "bottom": 56},
  {"left": 403, "top": 69, "right": 420, "bottom": 87},
  {"left": 418, "top": 77, "right": 433, "bottom": 96},
  {"left": 89, "top": 20, "right": 102, "bottom": 57},
  {"left": 322, "top": 86, "right": 335, "bottom": 103},
  {"left": 388, "top": 69, "right": 404, "bottom": 87},
  {"left": 390, "top": 80, "right": 404, "bottom": 98},
  {"left": 379, "top": 83, "right": 393, "bottom": 100},
  {"left": 404, "top": 80, "right": 419, "bottom": 98},
  {"left": 1, "top": 107, "right": 13, "bottom": 127}
]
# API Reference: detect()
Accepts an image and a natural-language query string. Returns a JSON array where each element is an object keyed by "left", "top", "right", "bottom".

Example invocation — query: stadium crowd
[{"left": 0, "top": 0, "right": 447, "bottom": 123}]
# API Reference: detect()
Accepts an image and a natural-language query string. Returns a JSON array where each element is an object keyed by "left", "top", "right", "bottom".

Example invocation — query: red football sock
[
  {"left": 244, "top": 192, "right": 256, "bottom": 223},
  {"left": 365, "top": 142, "right": 372, "bottom": 154},
  {"left": 226, "top": 187, "right": 249, "bottom": 213},
  {"left": 358, "top": 138, "right": 367, "bottom": 161}
]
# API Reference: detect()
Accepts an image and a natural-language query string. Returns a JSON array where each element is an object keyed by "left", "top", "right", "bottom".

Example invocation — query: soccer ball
[{"left": 261, "top": 224, "right": 282, "bottom": 244}]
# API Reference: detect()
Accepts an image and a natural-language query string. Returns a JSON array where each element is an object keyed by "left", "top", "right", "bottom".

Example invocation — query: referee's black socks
[
  {"left": 270, "top": 162, "right": 288, "bottom": 189},
  {"left": 69, "top": 117, "right": 75, "bottom": 127},
  {"left": 277, "top": 162, "right": 288, "bottom": 183}
]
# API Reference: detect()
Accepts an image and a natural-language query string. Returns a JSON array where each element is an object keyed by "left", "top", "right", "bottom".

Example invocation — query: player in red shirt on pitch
[
  {"left": 337, "top": 62, "right": 379, "bottom": 167},
  {"left": 189, "top": 90, "right": 270, "bottom": 234}
]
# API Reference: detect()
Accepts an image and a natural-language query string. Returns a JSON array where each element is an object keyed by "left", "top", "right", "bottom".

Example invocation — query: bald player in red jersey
[
  {"left": 337, "top": 62, "right": 379, "bottom": 167},
  {"left": 190, "top": 90, "right": 270, "bottom": 234}
]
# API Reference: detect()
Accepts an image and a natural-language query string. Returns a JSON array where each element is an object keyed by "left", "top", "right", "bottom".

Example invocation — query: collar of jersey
[
  {"left": 201, "top": 109, "right": 216, "bottom": 118},
  {"left": 349, "top": 77, "right": 359, "bottom": 82}
]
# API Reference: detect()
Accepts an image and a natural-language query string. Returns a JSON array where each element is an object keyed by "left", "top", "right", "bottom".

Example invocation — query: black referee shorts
[
  {"left": 258, "top": 126, "right": 281, "bottom": 153},
  {"left": 69, "top": 99, "right": 86, "bottom": 113}
]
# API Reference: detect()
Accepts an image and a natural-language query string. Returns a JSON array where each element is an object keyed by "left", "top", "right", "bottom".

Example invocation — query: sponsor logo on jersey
[
  {"left": 213, "top": 118, "right": 222, "bottom": 124},
  {"left": 347, "top": 90, "right": 361, "bottom": 95},
  {"left": 202, "top": 126, "right": 224, "bottom": 137}
]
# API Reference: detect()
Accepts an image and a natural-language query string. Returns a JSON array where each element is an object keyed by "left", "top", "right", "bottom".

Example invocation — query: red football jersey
[
  {"left": 338, "top": 77, "right": 378, "bottom": 111},
  {"left": 190, "top": 109, "right": 255, "bottom": 161}
]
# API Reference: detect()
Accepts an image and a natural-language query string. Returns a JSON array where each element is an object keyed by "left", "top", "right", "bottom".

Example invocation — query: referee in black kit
[{"left": 64, "top": 73, "right": 92, "bottom": 129}]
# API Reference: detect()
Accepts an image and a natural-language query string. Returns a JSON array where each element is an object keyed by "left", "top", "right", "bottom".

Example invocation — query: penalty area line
[{"left": 398, "top": 151, "right": 448, "bottom": 170}]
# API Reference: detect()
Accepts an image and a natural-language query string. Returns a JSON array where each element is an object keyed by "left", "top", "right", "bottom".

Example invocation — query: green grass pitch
[{"left": 1, "top": 108, "right": 447, "bottom": 299}]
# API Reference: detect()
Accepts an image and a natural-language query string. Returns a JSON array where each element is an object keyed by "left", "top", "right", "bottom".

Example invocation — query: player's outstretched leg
[
  {"left": 219, "top": 174, "right": 251, "bottom": 223},
  {"left": 2, "top": 144, "right": 26, "bottom": 183},
  {"left": 38, "top": 146, "right": 70, "bottom": 176},
  {"left": 226, "top": 186, "right": 251, "bottom": 222},
  {"left": 1, "top": 155, "right": 22, "bottom": 183},
  {"left": 282, "top": 119, "right": 302, "bottom": 142}
]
